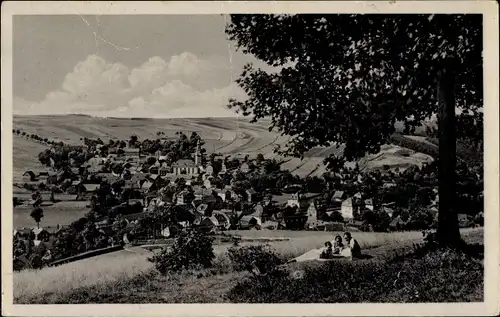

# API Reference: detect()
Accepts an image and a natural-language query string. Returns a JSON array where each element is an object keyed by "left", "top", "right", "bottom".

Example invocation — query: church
[{"left": 171, "top": 141, "right": 203, "bottom": 175}]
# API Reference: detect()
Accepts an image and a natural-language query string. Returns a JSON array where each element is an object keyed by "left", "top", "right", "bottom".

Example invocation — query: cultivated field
[{"left": 13, "top": 115, "right": 433, "bottom": 179}]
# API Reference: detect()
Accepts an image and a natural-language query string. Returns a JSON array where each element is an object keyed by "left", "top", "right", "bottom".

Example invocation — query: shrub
[
  {"left": 228, "top": 244, "right": 284, "bottom": 274},
  {"left": 148, "top": 230, "right": 215, "bottom": 274}
]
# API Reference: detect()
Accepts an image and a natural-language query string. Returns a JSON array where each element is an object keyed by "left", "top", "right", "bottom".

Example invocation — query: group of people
[{"left": 320, "top": 232, "right": 361, "bottom": 259}]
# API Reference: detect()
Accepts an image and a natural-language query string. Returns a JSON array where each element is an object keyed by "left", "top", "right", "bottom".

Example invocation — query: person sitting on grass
[
  {"left": 342, "top": 232, "right": 362, "bottom": 258},
  {"left": 333, "top": 235, "right": 344, "bottom": 254},
  {"left": 320, "top": 241, "right": 334, "bottom": 259}
]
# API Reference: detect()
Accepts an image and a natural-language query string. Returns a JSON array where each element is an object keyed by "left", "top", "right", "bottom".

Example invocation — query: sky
[{"left": 13, "top": 15, "right": 270, "bottom": 118}]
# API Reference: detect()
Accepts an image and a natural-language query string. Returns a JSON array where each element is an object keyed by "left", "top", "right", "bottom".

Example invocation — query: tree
[
  {"left": 146, "top": 156, "right": 157, "bottom": 166},
  {"left": 30, "top": 207, "right": 44, "bottom": 228},
  {"left": 225, "top": 14, "right": 482, "bottom": 247},
  {"left": 256, "top": 153, "right": 265, "bottom": 164},
  {"left": 129, "top": 135, "right": 139, "bottom": 148}
]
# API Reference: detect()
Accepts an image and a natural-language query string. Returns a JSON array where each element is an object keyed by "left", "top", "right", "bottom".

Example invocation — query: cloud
[{"left": 14, "top": 53, "right": 248, "bottom": 118}]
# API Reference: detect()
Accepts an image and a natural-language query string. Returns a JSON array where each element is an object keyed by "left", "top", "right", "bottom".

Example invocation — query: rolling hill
[{"left": 12, "top": 114, "right": 434, "bottom": 178}]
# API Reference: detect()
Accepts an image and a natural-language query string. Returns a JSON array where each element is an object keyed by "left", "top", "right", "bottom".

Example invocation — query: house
[
  {"left": 203, "top": 177, "right": 215, "bottom": 189},
  {"left": 196, "top": 203, "right": 211, "bottom": 216},
  {"left": 239, "top": 214, "right": 262, "bottom": 229},
  {"left": 341, "top": 198, "right": 354, "bottom": 220},
  {"left": 305, "top": 202, "right": 320, "bottom": 227},
  {"left": 240, "top": 162, "right": 250, "bottom": 173},
  {"left": 364, "top": 198, "right": 374, "bottom": 211},
  {"left": 32, "top": 228, "right": 50, "bottom": 242},
  {"left": 124, "top": 147, "right": 141, "bottom": 157},
  {"left": 149, "top": 162, "right": 160, "bottom": 175},
  {"left": 212, "top": 211, "right": 231, "bottom": 230},
  {"left": 138, "top": 179, "right": 153, "bottom": 191},
  {"left": 331, "top": 191, "right": 346, "bottom": 205},
  {"left": 176, "top": 191, "right": 194, "bottom": 205},
  {"left": 205, "top": 164, "right": 214, "bottom": 176},
  {"left": 158, "top": 163, "right": 170, "bottom": 177},
  {"left": 390, "top": 216, "right": 406, "bottom": 230},
  {"left": 246, "top": 188, "right": 258, "bottom": 203},
  {"left": 286, "top": 192, "right": 319, "bottom": 209},
  {"left": 196, "top": 216, "right": 219, "bottom": 232},
  {"left": 217, "top": 189, "right": 232, "bottom": 202},
  {"left": 381, "top": 204, "right": 395, "bottom": 218},
  {"left": 194, "top": 188, "right": 212, "bottom": 200},
  {"left": 154, "top": 150, "right": 162, "bottom": 160},
  {"left": 23, "top": 171, "right": 37, "bottom": 181}
]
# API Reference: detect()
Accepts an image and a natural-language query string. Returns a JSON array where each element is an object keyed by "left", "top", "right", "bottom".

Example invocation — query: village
[{"left": 12, "top": 128, "right": 482, "bottom": 270}]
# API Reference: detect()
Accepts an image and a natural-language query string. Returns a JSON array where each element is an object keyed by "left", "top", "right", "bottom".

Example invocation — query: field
[{"left": 13, "top": 228, "right": 483, "bottom": 304}]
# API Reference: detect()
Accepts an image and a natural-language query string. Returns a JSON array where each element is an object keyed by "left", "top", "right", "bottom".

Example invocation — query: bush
[
  {"left": 148, "top": 230, "right": 215, "bottom": 274},
  {"left": 228, "top": 245, "right": 284, "bottom": 274}
]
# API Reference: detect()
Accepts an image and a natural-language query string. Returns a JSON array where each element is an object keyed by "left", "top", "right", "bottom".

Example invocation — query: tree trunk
[{"left": 436, "top": 66, "right": 461, "bottom": 247}]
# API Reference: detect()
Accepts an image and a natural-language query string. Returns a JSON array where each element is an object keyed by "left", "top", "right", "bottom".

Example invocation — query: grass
[
  {"left": 15, "top": 228, "right": 483, "bottom": 304},
  {"left": 14, "top": 249, "right": 153, "bottom": 303},
  {"left": 229, "top": 230, "right": 426, "bottom": 259},
  {"left": 228, "top": 248, "right": 484, "bottom": 303},
  {"left": 14, "top": 229, "right": 463, "bottom": 304}
]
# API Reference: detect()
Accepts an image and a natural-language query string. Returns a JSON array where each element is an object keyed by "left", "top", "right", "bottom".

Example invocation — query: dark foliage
[
  {"left": 228, "top": 245, "right": 284, "bottom": 274},
  {"left": 148, "top": 230, "right": 216, "bottom": 274}
]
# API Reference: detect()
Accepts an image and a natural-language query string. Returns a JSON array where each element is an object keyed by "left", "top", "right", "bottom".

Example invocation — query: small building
[
  {"left": 33, "top": 228, "right": 50, "bottom": 243},
  {"left": 158, "top": 163, "right": 170, "bottom": 177},
  {"left": 177, "top": 191, "right": 194, "bottom": 205},
  {"left": 390, "top": 216, "right": 406, "bottom": 231},
  {"left": 331, "top": 190, "right": 346, "bottom": 207},
  {"left": 364, "top": 198, "right": 374, "bottom": 211},
  {"left": 196, "top": 216, "right": 219, "bottom": 232},
  {"left": 124, "top": 147, "right": 141, "bottom": 157},
  {"left": 240, "top": 162, "right": 250, "bottom": 173},
  {"left": 217, "top": 190, "right": 232, "bottom": 202},
  {"left": 154, "top": 150, "right": 162, "bottom": 160},
  {"left": 205, "top": 164, "right": 214, "bottom": 176},
  {"left": 194, "top": 188, "right": 212, "bottom": 200},
  {"left": 246, "top": 188, "right": 258, "bottom": 203},
  {"left": 203, "top": 177, "right": 215, "bottom": 189},
  {"left": 341, "top": 198, "right": 354, "bottom": 220}
]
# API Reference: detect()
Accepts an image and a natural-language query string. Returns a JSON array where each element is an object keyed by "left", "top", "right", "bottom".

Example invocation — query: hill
[{"left": 13, "top": 115, "right": 434, "bottom": 178}]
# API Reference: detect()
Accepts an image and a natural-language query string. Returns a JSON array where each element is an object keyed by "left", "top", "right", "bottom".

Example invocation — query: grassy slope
[
  {"left": 14, "top": 228, "right": 483, "bottom": 304},
  {"left": 13, "top": 228, "right": 482, "bottom": 303}
]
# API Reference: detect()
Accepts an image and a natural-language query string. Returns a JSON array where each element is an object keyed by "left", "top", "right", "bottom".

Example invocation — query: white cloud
[{"left": 14, "top": 53, "right": 249, "bottom": 118}]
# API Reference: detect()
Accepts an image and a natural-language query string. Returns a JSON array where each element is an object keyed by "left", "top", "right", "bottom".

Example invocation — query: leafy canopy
[{"left": 226, "top": 14, "right": 482, "bottom": 161}]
